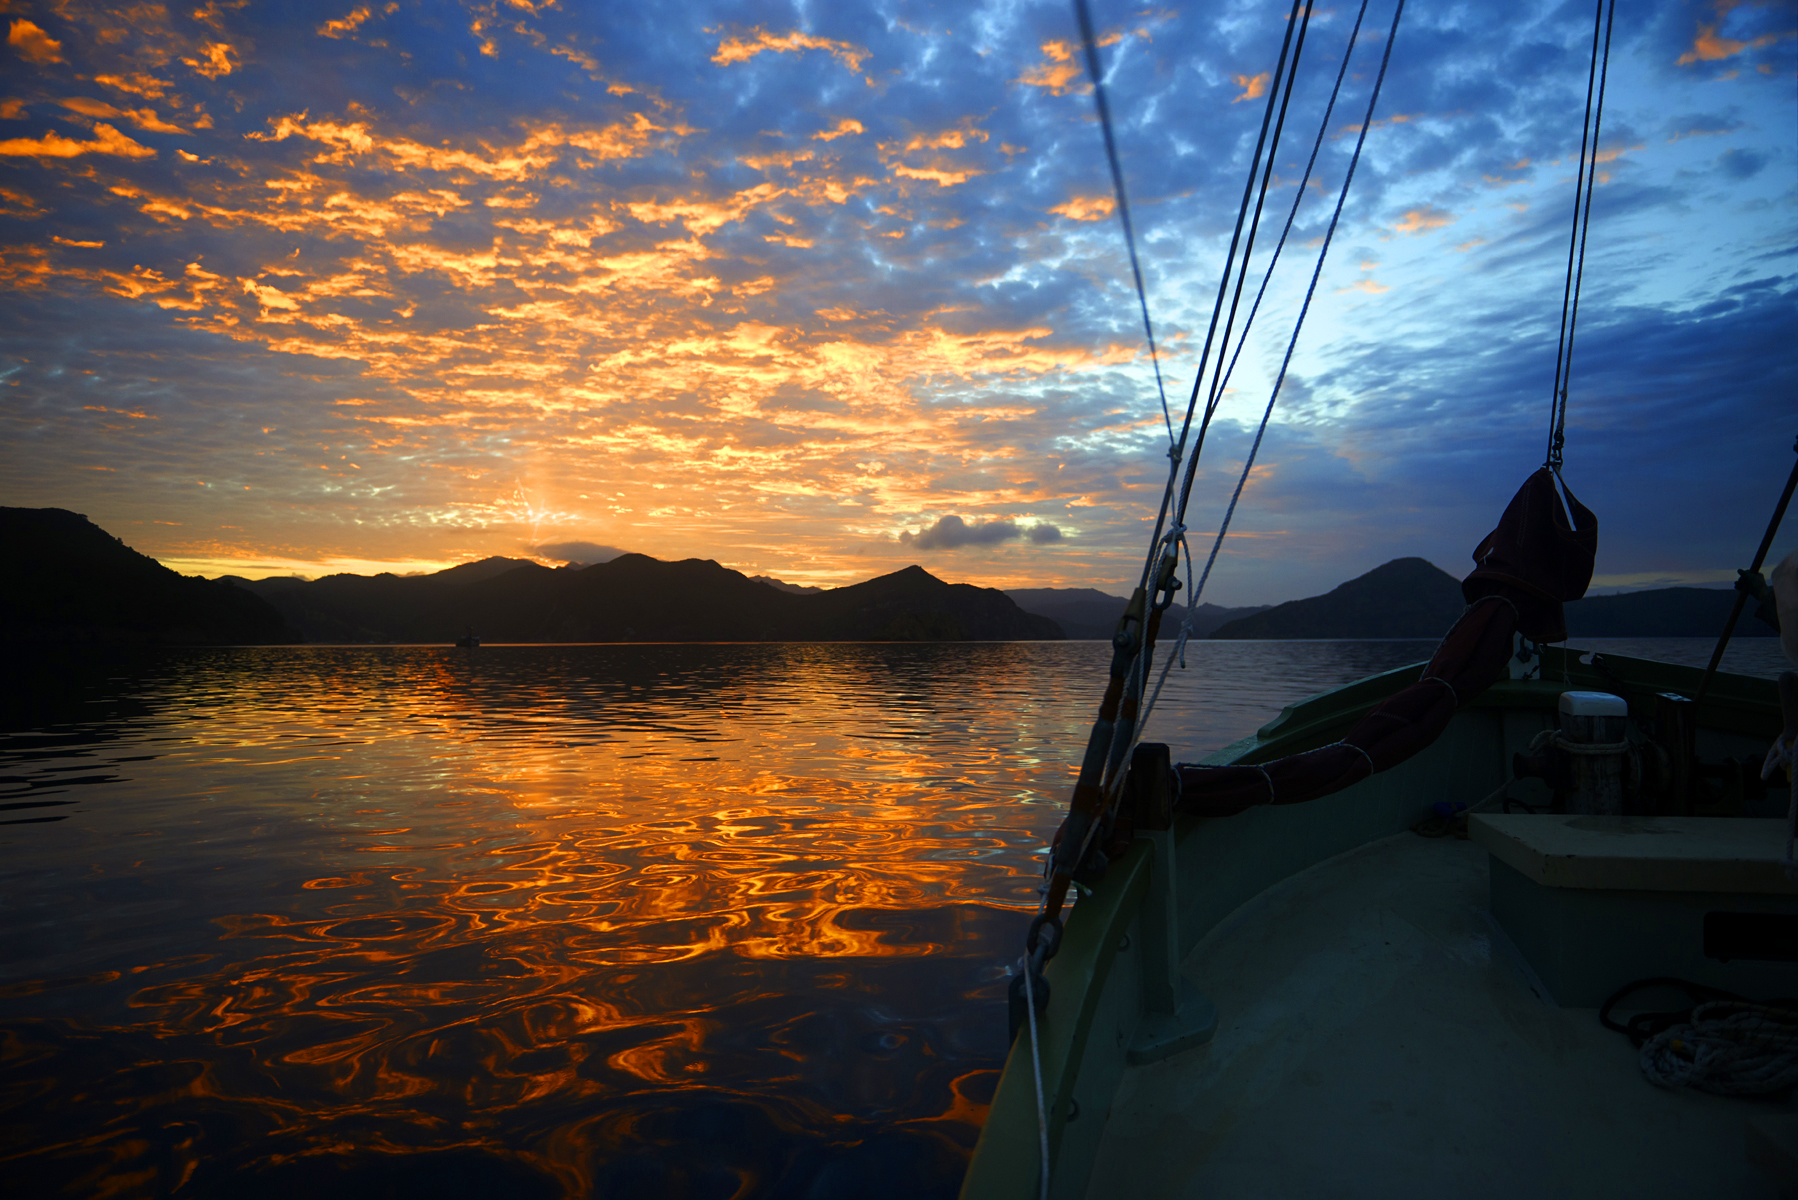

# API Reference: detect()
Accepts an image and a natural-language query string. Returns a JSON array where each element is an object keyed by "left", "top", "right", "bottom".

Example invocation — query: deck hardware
[{"left": 1558, "top": 691, "right": 1630, "bottom": 815}]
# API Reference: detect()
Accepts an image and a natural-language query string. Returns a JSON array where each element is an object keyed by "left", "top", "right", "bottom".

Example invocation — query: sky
[{"left": 0, "top": 0, "right": 1793, "bottom": 606}]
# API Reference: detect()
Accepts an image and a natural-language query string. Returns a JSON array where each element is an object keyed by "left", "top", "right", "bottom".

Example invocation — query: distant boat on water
[{"left": 455, "top": 629, "right": 479, "bottom": 648}]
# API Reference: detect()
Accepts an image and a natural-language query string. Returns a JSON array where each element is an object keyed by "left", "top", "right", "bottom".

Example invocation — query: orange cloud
[
  {"left": 1049, "top": 195, "right": 1114, "bottom": 222},
  {"left": 713, "top": 28, "right": 870, "bottom": 75},
  {"left": 94, "top": 73, "right": 175, "bottom": 99},
  {"left": 0, "top": 122, "right": 156, "bottom": 159},
  {"left": 1677, "top": 1, "right": 1792, "bottom": 67},
  {"left": 250, "top": 111, "right": 680, "bottom": 178},
  {"left": 9, "top": 18, "right": 64, "bottom": 65},
  {"left": 814, "top": 118, "right": 864, "bottom": 142},
  {"left": 318, "top": 7, "right": 373, "bottom": 39},
  {"left": 891, "top": 164, "right": 978, "bottom": 187},
  {"left": 1231, "top": 72, "right": 1270, "bottom": 103},
  {"left": 1392, "top": 206, "right": 1454, "bottom": 234},
  {"left": 1014, "top": 39, "right": 1114, "bottom": 96},
  {"left": 182, "top": 42, "right": 239, "bottom": 79},
  {"left": 901, "top": 128, "right": 988, "bottom": 153},
  {"left": 59, "top": 97, "right": 188, "bottom": 134}
]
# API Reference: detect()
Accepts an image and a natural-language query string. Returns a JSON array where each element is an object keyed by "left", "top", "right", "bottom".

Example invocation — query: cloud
[
  {"left": 1231, "top": 72, "right": 1270, "bottom": 104},
  {"left": 0, "top": 123, "right": 156, "bottom": 159},
  {"left": 530, "top": 540, "right": 631, "bottom": 565},
  {"left": 814, "top": 118, "right": 864, "bottom": 142},
  {"left": 59, "top": 98, "right": 188, "bottom": 134},
  {"left": 8, "top": 19, "right": 63, "bottom": 65},
  {"left": 899, "top": 515, "right": 1063, "bottom": 550},
  {"left": 1050, "top": 195, "right": 1115, "bottom": 222},
  {"left": 1392, "top": 206, "right": 1455, "bottom": 235},
  {"left": 1718, "top": 147, "right": 1766, "bottom": 179},
  {"left": 318, "top": 7, "right": 375, "bottom": 39},
  {"left": 0, "top": 0, "right": 1789, "bottom": 605},
  {"left": 712, "top": 28, "right": 870, "bottom": 75},
  {"left": 182, "top": 42, "right": 239, "bottom": 79},
  {"left": 1016, "top": 35, "right": 1119, "bottom": 96}
]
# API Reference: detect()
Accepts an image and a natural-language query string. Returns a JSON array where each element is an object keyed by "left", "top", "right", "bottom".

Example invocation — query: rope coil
[{"left": 1641, "top": 1000, "right": 1798, "bottom": 1096}]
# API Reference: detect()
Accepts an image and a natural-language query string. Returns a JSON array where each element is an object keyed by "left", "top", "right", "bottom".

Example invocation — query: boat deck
[{"left": 1083, "top": 831, "right": 1789, "bottom": 1199}]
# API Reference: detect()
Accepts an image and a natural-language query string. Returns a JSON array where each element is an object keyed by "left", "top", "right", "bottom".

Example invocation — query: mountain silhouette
[
  {"left": 1209, "top": 558, "right": 1467, "bottom": 639},
  {"left": 1206, "top": 557, "right": 1772, "bottom": 641},
  {"left": 1, "top": 507, "right": 297, "bottom": 645},
  {"left": 232, "top": 555, "right": 1063, "bottom": 642},
  {"left": 1007, "top": 587, "right": 1269, "bottom": 639}
]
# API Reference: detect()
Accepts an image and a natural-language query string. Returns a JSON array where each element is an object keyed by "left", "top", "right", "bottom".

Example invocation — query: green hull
[{"left": 961, "top": 648, "right": 1785, "bottom": 1199}]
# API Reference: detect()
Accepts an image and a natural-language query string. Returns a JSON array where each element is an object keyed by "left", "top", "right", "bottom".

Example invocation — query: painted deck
[
  {"left": 960, "top": 651, "right": 1789, "bottom": 1200},
  {"left": 1084, "top": 832, "right": 1789, "bottom": 1199}
]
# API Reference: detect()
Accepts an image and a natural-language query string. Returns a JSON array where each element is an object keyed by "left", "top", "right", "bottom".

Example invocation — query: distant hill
[
  {"left": 1565, "top": 586, "right": 1773, "bottom": 638},
  {"left": 229, "top": 555, "right": 1062, "bottom": 643},
  {"left": 1, "top": 507, "right": 297, "bottom": 645},
  {"left": 749, "top": 574, "right": 824, "bottom": 595},
  {"left": 1206, "top": 557, "right": 1775, "bottom": 640},
  {"left": 1007, "top": 588, "right": 1269, "bottom": 639},
  {"left": 1210, "top": 558, "right": 1465, "bottom": 639}
]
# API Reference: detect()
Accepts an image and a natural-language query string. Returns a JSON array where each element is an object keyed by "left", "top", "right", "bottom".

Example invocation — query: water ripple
[{"left": 0, "top": 638, "right": 1784, "bottom": 1196}]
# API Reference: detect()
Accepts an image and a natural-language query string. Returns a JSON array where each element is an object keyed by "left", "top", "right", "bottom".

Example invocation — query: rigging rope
[
  {"left": 1134, "top": 0, "right": 1377, "bottom": 743},
  {"left": 1209, "top": 0, "right": 1372, "bottom": 443},
  {"left": 1546, "top": 0, "right": 1617, "bottom": 472},
  {"left": 1130, "top": 0, "right": 1309, "bottom": 597},
  {"left": 1074, "top": 0, "right": 1316, "bottom": 808},
  {"left": 1184, "top": 0, "right": 1406, "bottom": 618},
  {"left": 1033, "top": 0, "right": 1313, "bottom": 901},
  {"left": 1073, "top": 0, "right": 1175, "bottom": 445},
  {"left": 1136, "top": 0, "right": 1402, "bottom": 752}
]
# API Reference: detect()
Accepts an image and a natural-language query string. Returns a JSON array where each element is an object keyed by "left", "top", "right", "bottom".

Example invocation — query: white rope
[
  {"left": 1641, "top": 1001, "right": 1798, "bottom": 1095},
  {"left": 1021, "top": 957, "right": 1051, "bottom": 1200},
  {"left": 1336, "top": 740, "right": 1376, "bottom": 777},
  {"left": 1455, "top": 777, "right": 1515, "bottom": 816},
  {"left": 1551, "top": 733, "right": 1630, "bottom": 756},
  {"left": 1419, "top": 675, "right": 1461, "bottom": 707}
]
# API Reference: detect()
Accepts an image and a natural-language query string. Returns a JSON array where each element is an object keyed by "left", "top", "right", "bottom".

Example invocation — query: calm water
[{"left": 1, "top": 637, "right": 1786, "bottom": 1198}]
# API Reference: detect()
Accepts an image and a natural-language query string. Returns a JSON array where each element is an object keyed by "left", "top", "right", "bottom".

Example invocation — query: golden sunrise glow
[{"left": 2, "top": 0, "right": 1791, "bottom": 601}]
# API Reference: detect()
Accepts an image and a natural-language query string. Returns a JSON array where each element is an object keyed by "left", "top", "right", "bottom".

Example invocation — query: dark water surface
[{"left": 1, "top": 637, "right": 1785, "bottom": 1198}]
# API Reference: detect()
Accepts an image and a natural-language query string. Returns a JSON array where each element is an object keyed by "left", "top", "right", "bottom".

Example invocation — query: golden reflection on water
[
  {"left": 4, "top": 643, "right": 1134, "bottom": 1198},
  {"left": 2, "top": 637, "right": 1787, "bottom": 1197},
  {"left": 15, "top": 636, "right": 1653, "bottom": 1196}
]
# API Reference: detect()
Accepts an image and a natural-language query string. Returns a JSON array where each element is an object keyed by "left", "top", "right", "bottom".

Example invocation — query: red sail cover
[{"left": 1171, "top": 469, "right": 1596, "bottom": 819}]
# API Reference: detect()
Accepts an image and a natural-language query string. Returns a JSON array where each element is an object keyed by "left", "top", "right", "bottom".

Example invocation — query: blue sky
[{"left": 1, "top": 0, "right": 1793, "bottom": 605}]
